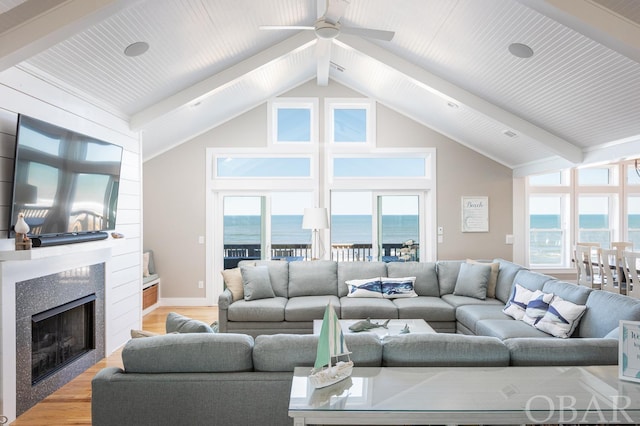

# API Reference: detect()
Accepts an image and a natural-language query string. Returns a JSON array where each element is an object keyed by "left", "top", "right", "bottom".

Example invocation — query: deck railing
[{"left": 223, "top": 243, "right": 416, "bottom": 268}]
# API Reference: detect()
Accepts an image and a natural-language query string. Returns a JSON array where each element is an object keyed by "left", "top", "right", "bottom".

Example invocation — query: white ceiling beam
[
  {"left": 337, "top": 34, "right": 583, "bottom": 164},
  {"left": 518, "top": 0, "right": 640, "bottom": 63},
  {"left": 130, "top": 31, "right": 317, "bottom": 130},
  {"left": 0, "top": 0, "right": 137, "bottom": 72}
]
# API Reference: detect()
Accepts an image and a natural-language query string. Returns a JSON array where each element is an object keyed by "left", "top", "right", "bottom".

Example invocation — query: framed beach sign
[
  {"left": 461, "top": 196, "right": 489, "bottom": 233},
  {"left": 620, "top": 320, "right": 640, "bottom": 383}
]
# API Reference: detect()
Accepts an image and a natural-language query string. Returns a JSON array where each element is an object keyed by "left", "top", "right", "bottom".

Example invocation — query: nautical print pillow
[
  {"left": 535, "top": 295, "right": 587, "bottom": 338},
  {"left": 346, "top": 278, "right": 383, "bottom": 298},
  {"left": 521, "top": 290, "right": 554, "bottom": 326},
  {"left": 502, "top": 284, "right": 535, "bottom": 320},
  {"left": 381, "top": 277, "right": 418, "bottom": 299}
]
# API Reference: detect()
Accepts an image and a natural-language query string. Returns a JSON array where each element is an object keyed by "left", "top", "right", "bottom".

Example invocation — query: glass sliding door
[
  {"left": 270, "top": 192, "right": 313, "bottom": 260},
  {"left": 377, "top": 195, "right": 420, "bottom": 262},
  {"left": 223, "top": 196, "right": 264, "bottom": 269},
  {"left": 330, "top": 191, "right": 373, "bottom": 261}
]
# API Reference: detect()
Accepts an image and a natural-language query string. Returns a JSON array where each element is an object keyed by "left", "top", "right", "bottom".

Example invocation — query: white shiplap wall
[{"left": 0, "top": 67, "right": 142, "bottom": 354}]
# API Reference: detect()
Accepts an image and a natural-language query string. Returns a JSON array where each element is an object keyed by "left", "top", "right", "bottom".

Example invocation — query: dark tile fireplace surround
[{"left": 15, "top": 264, "right": 105, "bottom": 416}]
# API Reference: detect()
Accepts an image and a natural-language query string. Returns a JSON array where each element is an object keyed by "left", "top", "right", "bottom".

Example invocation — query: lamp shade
[{"left": 302, "top": 207, "right": 329, "bottom": 230}]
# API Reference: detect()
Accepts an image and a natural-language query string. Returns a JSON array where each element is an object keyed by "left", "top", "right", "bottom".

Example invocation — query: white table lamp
[{"left": 302, "top": 207, "right": 329, "bottom": 260}]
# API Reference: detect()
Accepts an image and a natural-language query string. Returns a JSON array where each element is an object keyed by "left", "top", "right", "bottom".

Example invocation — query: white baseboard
[{"left": 158, "top": 297, "right": 216, "bottom": 307}]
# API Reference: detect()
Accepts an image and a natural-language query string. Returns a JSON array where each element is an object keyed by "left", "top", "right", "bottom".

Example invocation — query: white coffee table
[{"left": 313, "top": 318, "right": 435, "bottom": 339}]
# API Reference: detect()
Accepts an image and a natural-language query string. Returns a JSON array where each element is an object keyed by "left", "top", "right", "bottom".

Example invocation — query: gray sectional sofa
[{"left": 92, "top": 258, "right": 640, "bottom": 426}]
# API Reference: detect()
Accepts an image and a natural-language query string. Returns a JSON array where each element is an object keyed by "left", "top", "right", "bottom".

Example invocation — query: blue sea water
[{"left": 224, "top": 215, "right": 418, "bottom": 244}]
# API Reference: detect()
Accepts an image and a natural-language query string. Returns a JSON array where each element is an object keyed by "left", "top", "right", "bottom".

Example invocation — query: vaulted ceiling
[{"left": 1, "top": 0, "right": 639, "bottom": 176}]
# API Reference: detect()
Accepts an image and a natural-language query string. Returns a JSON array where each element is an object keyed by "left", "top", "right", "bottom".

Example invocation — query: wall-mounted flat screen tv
[{"left": 9, "top": 115, "right": 123, "bottom": 240}]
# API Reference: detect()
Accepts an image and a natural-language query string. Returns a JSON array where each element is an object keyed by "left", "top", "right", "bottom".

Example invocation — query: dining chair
[
  {"left": 622, "top": 251, "right": 640, "bottom": 299},
  {"left": 611, "top": 241, "right": 633, "bottom": 251},
  {"left": 598, "top": 248, "right": 623, "bottom": 294},
  {"left": 575, "top": 245, "right": 601, "bottom": 289}
]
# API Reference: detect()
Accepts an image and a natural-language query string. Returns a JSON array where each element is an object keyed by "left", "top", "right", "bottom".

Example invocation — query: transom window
[{"left": 325, "top": 99, "right": 374, "bottom": 146}]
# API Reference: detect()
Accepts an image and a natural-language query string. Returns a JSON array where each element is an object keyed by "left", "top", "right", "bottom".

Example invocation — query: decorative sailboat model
[{"left": 309, "top": 304, "right": 353, "bottom": 389}]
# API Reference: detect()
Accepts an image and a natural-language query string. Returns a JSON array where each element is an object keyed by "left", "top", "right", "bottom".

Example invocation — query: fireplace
[
  {"left": 15, "top": 264, "right": 105, "bottom": 416},
  {"left": 31, "top": 294, "right": 96, "bottom": 384}
]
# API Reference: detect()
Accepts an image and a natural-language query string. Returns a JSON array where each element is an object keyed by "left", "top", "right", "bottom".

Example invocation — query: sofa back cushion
[
  {"left": 288, "top": 260, "right": 338, "bottom": 297},
  {"left": 387, "top": 262, "right": 439, "bottom": 297},
  {"left": 579, "top": 290, "right": 640, "bottom": 338},
  {"left": 253, "top": 333, "right": 382, "bottom": 371},
  {"left": 436, "top": 260, "right": 464, "bottom": 295},
  {"left": 122, "top": 333, "right": 254, "bottom": 373},
  {"left": 250, "top": 260, "right": 289, "bottom": 298},
  {"left": 542, "top": 280, "right": 592, "bottom": 305},
  {"left": 337, "top": 262, "right": 387, "bottom": 297},
  {"left": 493, "top": 258, "right": 526, "bottom": 303},
  {"left": 382, "top": 333, "right": 509, "bottom": 367}
]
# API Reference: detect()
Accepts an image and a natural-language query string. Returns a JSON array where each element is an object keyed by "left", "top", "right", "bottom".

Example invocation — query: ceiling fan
[{"left": 260, "top": 0, "right": 395, "bottom": 86}]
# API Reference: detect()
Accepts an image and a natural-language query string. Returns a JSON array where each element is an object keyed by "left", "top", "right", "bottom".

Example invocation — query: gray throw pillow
[
  {"left": 165, "top": 312, "right": 215, "bottom": 333},
  {"left": 241, "top": 265, "right": 275, "bottom": 301},
  {"left": 453, "top": 262, "right": 491, "bottom": 300}
]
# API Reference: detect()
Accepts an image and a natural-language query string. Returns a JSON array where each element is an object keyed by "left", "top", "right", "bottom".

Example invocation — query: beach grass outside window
[
  {"left": 269, "top": 98, "right": 318, "bottom": 145},
  {"left": 326, "top": 99, "right": 374, "bottom": 146}
]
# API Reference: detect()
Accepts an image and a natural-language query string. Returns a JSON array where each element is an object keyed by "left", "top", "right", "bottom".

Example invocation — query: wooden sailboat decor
[{"left": 309, "top": 304, "right": 353, "bottom": 389}]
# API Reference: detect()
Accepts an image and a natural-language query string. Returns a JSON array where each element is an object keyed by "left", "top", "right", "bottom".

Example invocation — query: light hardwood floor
[{"left": 11, "top": 306, "right": 218, "bottom": 425}]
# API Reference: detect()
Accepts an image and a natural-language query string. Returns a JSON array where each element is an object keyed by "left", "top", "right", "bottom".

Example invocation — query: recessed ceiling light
[
  {"left": 124, "top": 41, "right": 149, "bottom": 57},
  {"left": 508, "top": 43, "right": 534, "bottom": 59},
  {"left": 503, "top": 130, "right": 518, "bottom": 138},
  {"left": 447, "top": 101, "right": 459, "bottom": 109}
]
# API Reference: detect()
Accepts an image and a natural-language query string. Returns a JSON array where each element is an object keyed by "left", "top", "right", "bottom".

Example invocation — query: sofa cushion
[
  {"left": 456, "top": 304, "right": 510, "bottom": 334},
  {"left": 453, "top": 262, "right": 491, "bottom": 300},
  {"left": 392, "top": 296, "right": 456, "bottom": 322},
  {"left": 476, "top": 318, "right": 552, "bottom": 340},
  {"left": 441, "top": 293, "right": 503, "bottom": 309},
  {"left": 542, "top": 279, "right": 592, "bottom": 305},
  {"left": 381, "top": 277, "right": 417, "bottom": 299},
  {"left": 227, "top": 297, "right": 287, "bottom": 322},
  {"left": 436, "top": 260, "right": 464, "bottom": 295},
  {"left": 289, "top": 260, "right": 338, "bottom": 297},
  {"left": 339, "top": 297, "right": 398, "bottom": 319},
  {"left": 221, "top": 267, "right": 244, "bottom": 302},
  {"left": 338, "top": 262, "right": 388, "bottom": 297},
  {"left": 285, "top": 296, "right": 341, "bottom": 321},
  {"left": 382, "top": 333, "right": 509, "bottom": 367},
  {"left": 253, "top": 333, "right": 382, "bottom": 371},
  {"left": 504, "top": 337, "right": 619, "bottom": 366},
  {"left": 240, "top": 265, "right": 276, "bottom": 301},
  {"left": 492, "top": 258, "right": 526, "bottom": 303},
  {"left": 122, "top": 333, "right": 254, "bottom": 373},
  {"left": 165, "top": 312, "right": 215, "bottom": 333},
  {"left": 252, "top": 260, "right": 289, "bottom": 298},
  {"left": 346, "top": 277, "right": 383, "bottom": 298},
  {"left": 387, "top": 262, "right": 439, "bottom": 297},
  {"left": 466, "top": 259, "right": 499, "bottom": 298},
  {"left": 580, "top": 290, "right": 640, "bottom": 338},
  {"left": 534, "top": 296, "right": 587, "bottom": 338}
]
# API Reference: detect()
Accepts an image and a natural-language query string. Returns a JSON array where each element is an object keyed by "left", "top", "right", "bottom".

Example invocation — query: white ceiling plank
[
  {"left": 0, "top": 0, "right": 138, "bottom": 71},
  {"left": 336, "top": 34, "right": 584, "bottom": 164},
  {"left": 518, "top": 0, "right": 640, "bottom": 63},
  {"left": 130, "top": 31, "right": 317, "bottom": 130}
]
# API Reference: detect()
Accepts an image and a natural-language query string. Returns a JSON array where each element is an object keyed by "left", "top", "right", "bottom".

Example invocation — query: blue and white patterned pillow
[
  {"left": 381, "top": 277, "right": 417, "bottom": 299},
  {"left": 502, "top": 284, "right": 535, "bottom": 320},
  {"left": 521, "top": 290, "right": 554, "bottom": 326},
  {"left": 346, "top": 278, "right": 382, "bottom": 298},
  {"left": 535, "top": 295, "right": 587, "bottom": 338}
]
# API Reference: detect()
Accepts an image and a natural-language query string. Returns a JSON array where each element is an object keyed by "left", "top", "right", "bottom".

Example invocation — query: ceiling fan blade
[
  {"left": 341, "top": 26, "right": 395, "bottom": 41},
  {"left": 316, "top": 39, "right": 332, "bottom": 86},
  {"left": 259, "top": 25, "right": 314, "bottom": 31},
  {"left": 324, "top": 0, "right": 349, "bottom": 24}
]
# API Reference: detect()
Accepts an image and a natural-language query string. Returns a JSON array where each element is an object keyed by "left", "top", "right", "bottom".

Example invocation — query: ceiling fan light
[{"left": 315, "top": 21, "right": 340, "bottom": 39}]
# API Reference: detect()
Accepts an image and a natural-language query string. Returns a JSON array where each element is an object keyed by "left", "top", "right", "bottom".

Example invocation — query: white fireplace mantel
[{"left": 0, "top": 238, "right": 117, "bottom": 423}]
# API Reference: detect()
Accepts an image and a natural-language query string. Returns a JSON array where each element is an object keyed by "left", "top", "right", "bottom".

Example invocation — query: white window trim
[
  {"left": 268, "top": 98, "right": 319, "bottom": 146},
  {"left": 325, "top": 98, "right": 375, "bottom": 147}
]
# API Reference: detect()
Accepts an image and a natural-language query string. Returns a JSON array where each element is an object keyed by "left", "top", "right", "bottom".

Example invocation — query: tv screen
[{"left": 9, "top": 115, "right": 123, "bottom": 238}]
